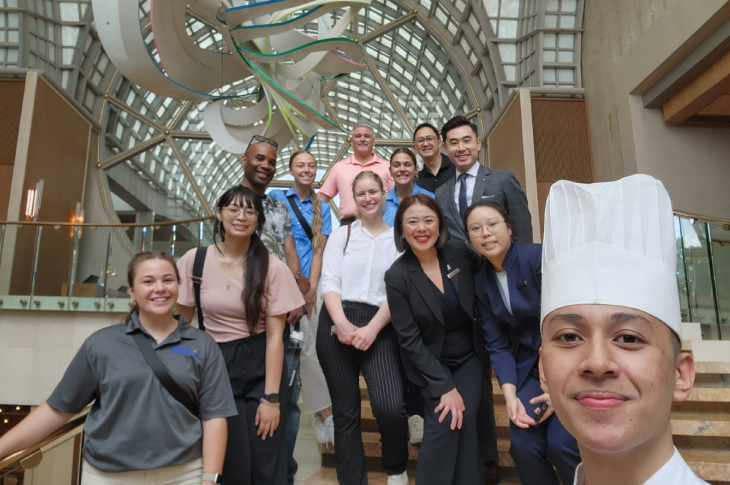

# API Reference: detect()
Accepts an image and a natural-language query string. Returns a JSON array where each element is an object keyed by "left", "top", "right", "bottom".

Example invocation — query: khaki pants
[
  {"left": 81, "top": 458, "right": 202, "bottom": 485},
  {"left": 299, "top": 284, "right": 332, "bottom": 415}
]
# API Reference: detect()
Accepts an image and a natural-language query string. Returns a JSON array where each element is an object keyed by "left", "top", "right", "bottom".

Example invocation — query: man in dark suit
[
  {"left": 435, "top": 115, "right": 533, "bottom": 484},
  {"left": 435, "top": 115, "right": 533, "bottom": 243}
]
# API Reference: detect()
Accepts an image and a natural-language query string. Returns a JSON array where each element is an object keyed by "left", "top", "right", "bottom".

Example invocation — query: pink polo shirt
[{"left": 319, "top": 153, "right": 395, "bottom": 219}]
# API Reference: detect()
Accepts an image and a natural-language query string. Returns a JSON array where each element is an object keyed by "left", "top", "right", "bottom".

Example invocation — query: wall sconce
[{"left": 25, "top": 179, "right": 44, "bottom": 221}]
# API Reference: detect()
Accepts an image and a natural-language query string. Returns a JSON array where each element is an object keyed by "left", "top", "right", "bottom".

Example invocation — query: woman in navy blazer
[
  {"left": 466, "top": 200, "right": 580, "bottom": 485},
  {"left": 385, "top": 194, "right": 484, "bottom": 485}
]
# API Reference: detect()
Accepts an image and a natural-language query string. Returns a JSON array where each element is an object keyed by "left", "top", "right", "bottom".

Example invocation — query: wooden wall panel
[
  {"left": 489, "top": 96, "right": 526, "bottom": 186},
  {"left": 0, "top": 80, "right": 25, "bottom": 221},
  {"left": 531, "top": 99, "right": 593, "bottom": 184},
  {"left": 10, "top": 78, "right": 90, "bottom": 296}
]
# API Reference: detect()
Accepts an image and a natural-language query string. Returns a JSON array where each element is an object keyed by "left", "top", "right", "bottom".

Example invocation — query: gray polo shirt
[{"left": 47, "top": 313, "right": 236, "bottom": 472}]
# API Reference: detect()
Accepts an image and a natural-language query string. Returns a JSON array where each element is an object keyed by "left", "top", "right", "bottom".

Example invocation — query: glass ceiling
[{"left": 0, "top": 0, "right": 584, "bottom": 224}]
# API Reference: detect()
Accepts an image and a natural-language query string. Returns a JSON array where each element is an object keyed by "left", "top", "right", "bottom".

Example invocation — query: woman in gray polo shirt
[{"left": 0, "top": 251, "right": 236, "bottom": 485}]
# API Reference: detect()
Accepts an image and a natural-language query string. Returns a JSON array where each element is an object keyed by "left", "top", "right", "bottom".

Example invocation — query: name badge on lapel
[{"left": 447, "top": 267, "right": 461, "bottom": 279}]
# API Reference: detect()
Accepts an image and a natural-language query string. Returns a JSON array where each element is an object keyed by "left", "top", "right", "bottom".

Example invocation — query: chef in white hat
[{"left": 538, "top": 174, "right": 707, "bottom": 485}]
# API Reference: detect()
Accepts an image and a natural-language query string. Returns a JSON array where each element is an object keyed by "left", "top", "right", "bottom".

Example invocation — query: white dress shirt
[
  {"left": 495, "top": 271, "right": 512, "bottom": 315},
  {"left": 573, "top": 447, "right": 709, "bottom": 485},
  {"left": 320, "top": 220, "right": 400, "bottom": 307},
  {"left": 452, "top": 161, "right": 481, "bottom": 209}
]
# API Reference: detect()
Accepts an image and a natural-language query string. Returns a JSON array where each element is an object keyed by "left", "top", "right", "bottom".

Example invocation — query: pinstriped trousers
[{"left": 316, "top": 301, "right": 409, "bottom": 485}]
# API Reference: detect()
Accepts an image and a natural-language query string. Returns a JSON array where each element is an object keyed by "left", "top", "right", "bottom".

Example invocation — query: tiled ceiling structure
[{"left": 0, "top": 0, "right": 584, "bottom": 223}]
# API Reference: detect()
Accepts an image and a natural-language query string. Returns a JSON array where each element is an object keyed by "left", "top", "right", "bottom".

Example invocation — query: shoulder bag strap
[
  {"left": 286, "top": 194, "right": 314, "bottom": 242},
  {"left": 343, "top": 223, "right": 351, "bottom": 255},
  {"left": 192, "top": 246, "right": 207, "bottom": 332},
  {"left": 131, "top": 331, "right": 199, "bottom": 417}
]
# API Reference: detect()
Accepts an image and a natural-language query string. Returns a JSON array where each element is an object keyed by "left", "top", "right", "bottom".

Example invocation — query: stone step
[{"left": 678, "top": 449, "right": 730, "bottom": 484}]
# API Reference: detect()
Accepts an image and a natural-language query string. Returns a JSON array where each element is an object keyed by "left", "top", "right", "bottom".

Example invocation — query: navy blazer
[
  {"left": 474, "top": 242, "right": 542, "bottom": 391},
  {"left": 385, "top": 242, "right": 486, "bottom": 399}
]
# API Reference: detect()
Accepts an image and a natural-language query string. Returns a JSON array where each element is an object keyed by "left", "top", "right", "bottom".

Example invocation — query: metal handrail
[
  {"left": 0, "top": 210, "right": 727, "bottom": 228},
  {"left": 0, "top": 216, "right": 214, "bottom": 228},
  {"left": 0, "top": 407, "right": 89, "bottom": 471},
  {"left": 674, "top": 210, "right": 730, "bottom": 227}
]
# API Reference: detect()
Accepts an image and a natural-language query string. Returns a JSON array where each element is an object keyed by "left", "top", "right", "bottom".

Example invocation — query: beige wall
[
  {"left": 583, "top": 0, "right": 730, "bottom": 218},
  {"left": 0, "top": 310, "right": 122, "bottom": 405}
]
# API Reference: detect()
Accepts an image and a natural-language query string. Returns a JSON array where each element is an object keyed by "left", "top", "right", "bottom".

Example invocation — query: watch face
[{"left": 267, "top": 393, "right": 280, "bottom": 403}]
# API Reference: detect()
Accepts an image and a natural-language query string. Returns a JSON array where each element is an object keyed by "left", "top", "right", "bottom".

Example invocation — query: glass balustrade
[
  {"left": 0, "top": 213, "right": 728, "bottom": 340},
  {"left": 0, "top": 218, "right": 214, "bottom": 313}
]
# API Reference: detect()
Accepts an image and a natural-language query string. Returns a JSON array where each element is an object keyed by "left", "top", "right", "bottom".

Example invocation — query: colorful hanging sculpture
[{"left": 91, "top": 0, "right": 370, "bottom": 154}]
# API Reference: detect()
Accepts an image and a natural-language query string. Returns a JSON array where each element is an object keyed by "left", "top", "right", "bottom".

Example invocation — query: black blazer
[
  {"left": 385, "top": 241, "right": 486, "bottom": 398},
  {"left": 435, "top": 164, "right": 533, "bottom": 244}
]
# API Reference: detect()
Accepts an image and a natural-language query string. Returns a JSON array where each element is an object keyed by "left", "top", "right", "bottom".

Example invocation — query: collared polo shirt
[
  {"left": 47, "top": 313, "right": 236, "bottom": 473},
  {"left": 416, "top": 153, "right": 456, "bottom": 193},
  {"left": 319, "top": 153, "right": 395, "bottom": 220},
  {"left": 269, "top": 188, "right": 332, "bottom": 278},
  {"left": 383, "top": 184, "right": 435, "bottom": 227}
]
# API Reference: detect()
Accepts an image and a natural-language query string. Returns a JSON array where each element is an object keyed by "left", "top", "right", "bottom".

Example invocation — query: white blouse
[{"left": 320, "top": 220, "right": 400, "bottom": 307}]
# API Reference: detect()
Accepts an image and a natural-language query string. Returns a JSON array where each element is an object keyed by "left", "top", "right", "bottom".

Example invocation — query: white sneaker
[
  {"left": 324, "top": 414, "right": 335, "bottom": 445},
  {"left": 387, "top": 471, "right": 408, "bottom": 485},
  {"left": 408, "top": 415, "right": 424, "bottom": 444},
  {"left": 313, "top": 415, "right": 327, "bottom": 444}
]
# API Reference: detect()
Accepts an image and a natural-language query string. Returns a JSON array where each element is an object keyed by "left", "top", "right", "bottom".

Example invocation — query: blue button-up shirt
[
  {"left": 269, "top": 188, "right": 332, "bottom": 278},
  {"left": 383, "top": 184, "right": 435, "bottom": 227}
]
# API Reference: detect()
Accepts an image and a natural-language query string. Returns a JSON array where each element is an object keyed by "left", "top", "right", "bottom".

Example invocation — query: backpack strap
[{"left": 192, "top": 246, "right": 207, "bottom": 332}]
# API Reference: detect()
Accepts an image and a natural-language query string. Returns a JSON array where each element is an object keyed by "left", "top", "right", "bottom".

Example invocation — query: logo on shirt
[{"left": 171, "top": 346, "right": 200, "bottom": 358}]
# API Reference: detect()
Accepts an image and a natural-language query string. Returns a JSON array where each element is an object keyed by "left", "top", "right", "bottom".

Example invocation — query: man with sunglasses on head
[
  {"left": 318, "top": 123, "right": 394, "bottom": 225},
  {"left": 240, "top": 135, "right": 310, "bottom": 485},
  {"left": 413, "top": 122, "right": 455, "bottom": 193}
]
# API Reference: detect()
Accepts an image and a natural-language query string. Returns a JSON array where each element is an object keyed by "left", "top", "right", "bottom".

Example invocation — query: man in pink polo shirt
[{"left": 319, "top": 123, "right": 395, "bottom": 224}]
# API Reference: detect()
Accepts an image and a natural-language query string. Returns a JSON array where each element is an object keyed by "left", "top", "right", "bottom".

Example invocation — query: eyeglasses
[
  {"left": 468, "top": 221, "right": 505, "bottom": 237},
  {"left": 247, "top": 135, "right": 278, "bottom": 151},
  {"left": 224, "top": 207, "right": 258, "bottom": 220},
  {"left": 415, "top": 135, "right": 437, "bottom": 146}
]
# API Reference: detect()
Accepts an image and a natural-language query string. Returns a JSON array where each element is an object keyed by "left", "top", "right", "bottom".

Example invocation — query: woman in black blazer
[{"left": 385, "top": 194, "right": 483, "bottom": 485}]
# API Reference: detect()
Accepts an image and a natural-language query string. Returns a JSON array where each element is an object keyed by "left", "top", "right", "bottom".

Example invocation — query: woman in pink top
[{"left": 177, "top": 185, "right": 304, "bottom": 485}]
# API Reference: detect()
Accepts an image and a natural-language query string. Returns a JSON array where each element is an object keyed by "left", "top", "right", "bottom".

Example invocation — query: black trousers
[
  {"left": 478, "top": 359, "right": 499, "bottom": 464},
  {"left": 417, "top": 355, "right": 482, "bottom": 485},
  {"left": 316, "top": 301, "right": 409, "bottom": 485},
  {"left": 219, "top": 333, "right": 289, "bottom": 485}
]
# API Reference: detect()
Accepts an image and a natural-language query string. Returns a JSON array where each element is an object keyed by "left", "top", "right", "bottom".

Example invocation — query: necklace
[{"left": 219, "top": 248, "right": 246, "bottom": 291}]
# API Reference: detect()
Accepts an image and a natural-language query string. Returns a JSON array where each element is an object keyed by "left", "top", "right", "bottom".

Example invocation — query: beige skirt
[{"left": 81, "top": 458, "right": 203, "bottom": 485}]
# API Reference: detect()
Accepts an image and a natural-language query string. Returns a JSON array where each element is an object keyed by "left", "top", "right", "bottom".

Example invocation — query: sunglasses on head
[{"left": 247, "top": 135, "right": 278, "bottom": 152}]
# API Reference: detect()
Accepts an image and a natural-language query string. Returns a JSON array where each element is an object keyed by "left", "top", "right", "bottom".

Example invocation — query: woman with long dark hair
[
  {"left": 177, "top": 185, "right": 304, "bottom": 485},
  {"left": 466, "top": 200, "right": 580, "bottom": 485},
  {"left": 0, "top": 251, "right": 235, "bottom": 485}
]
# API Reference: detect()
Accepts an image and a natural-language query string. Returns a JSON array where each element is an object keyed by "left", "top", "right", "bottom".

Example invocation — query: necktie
[{"left": 458, "top": 173, "right": 468, "bottom": 217}]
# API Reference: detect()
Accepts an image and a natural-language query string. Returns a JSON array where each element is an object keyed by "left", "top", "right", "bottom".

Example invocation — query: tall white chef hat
[{"left": 540, "top": 174, "right": 681, "bottom": 338}]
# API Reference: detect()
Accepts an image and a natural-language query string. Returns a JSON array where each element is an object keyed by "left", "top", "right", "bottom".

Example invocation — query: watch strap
[{"left": 202, "top": 473, "right": 223, "bottom": 484}]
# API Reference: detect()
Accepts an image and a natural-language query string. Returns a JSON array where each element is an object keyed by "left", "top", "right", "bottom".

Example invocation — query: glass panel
[
  {"left": 681, "top": 218, "right": 721, "bottom": 338},
  {"left": 501, "top": 0, "right": 520, "bottom": 18},
  {"left": 709, "top": 222, "right": 730, "bottom": 339}
]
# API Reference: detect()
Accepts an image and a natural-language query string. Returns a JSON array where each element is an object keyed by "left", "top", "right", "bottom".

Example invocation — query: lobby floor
[{"left": 295, "top": 466, "right": 416, "bottom": 484}]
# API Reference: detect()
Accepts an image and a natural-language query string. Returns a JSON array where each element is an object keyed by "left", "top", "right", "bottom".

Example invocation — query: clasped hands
[
  {"left": 502, "top": 383, "right": 553, "bottom": 429},
  {"left": 333, "top": 319, "right": 378, "bottom": 351}
]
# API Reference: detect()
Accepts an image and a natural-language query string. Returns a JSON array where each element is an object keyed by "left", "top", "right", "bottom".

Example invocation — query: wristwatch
[
  {"left": 261, "top": 393, "right": 280, "bottom": 404},
  {"left": 202, "top": 473, "right": 223, "bottom": 484},
  {"left": 294, "top": 271, "right": 301, "bottom": 281}
]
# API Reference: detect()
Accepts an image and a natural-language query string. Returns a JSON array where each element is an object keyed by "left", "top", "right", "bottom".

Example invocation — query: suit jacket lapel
[
  {"left": 443, "top": 178, "right": 461, "bottom": 224},
  {"left": 407, "top": 253, "right": 444, "bottom": 326},
  {"left": 472, "top": 164, "right": 491, "bottom": 202}
]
